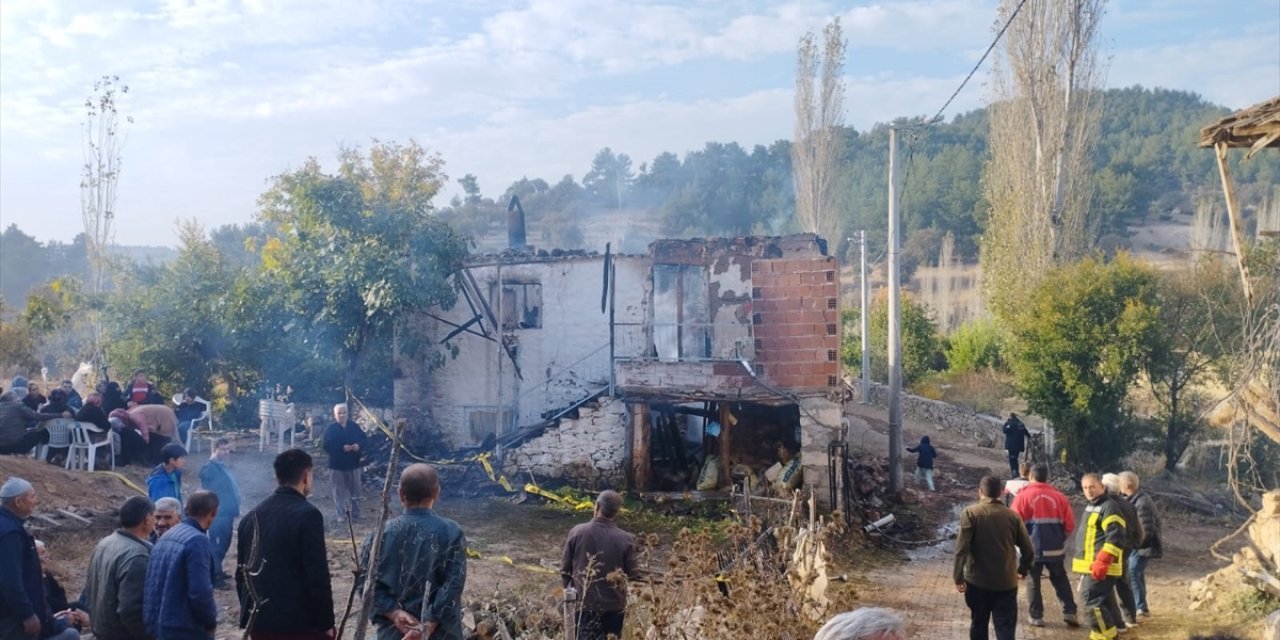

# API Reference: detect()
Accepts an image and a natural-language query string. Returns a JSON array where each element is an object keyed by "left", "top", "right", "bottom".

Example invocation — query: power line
[{"left": 897, "top": 0, "right": 1030, "bottom": 212}]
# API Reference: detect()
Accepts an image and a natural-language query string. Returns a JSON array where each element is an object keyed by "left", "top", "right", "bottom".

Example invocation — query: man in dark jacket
[
  {"left": 363, "top": 464, "right": 466, "bottom": 640},
  {"left": 561, "top": 490, "right": 640, "bottom": 640},
  {"left": 143, "top": 491, "right": 219, "bottom": 640},
  {"left": 1119, "top": 471, "right": 1160, "bottom": 619},
  {"left": 235, "top": 449, "right": 334, "bottom": 639},
  {"left": 323, "top": 403, "right": 367, "bottom": 523},
  {"left": 1009, "top": 464, "right": 1078, "bottom": 628},
  {"left": 953, "top": 476, "right": 1034, "bottom": 640},
  {"left": 81, "top": 496, "right": 155, "bottom": 640},
  {"left": 199, "top": 438, "right": 241, "bottom": 587},
  {"left": 1001, "top": 413, "right": 1030, "bottom": 478},
  {"left": 0, "top": 391, "right": 58, "bottom": 455},
  {"left": 906, "top": 436, "right": 937, "bottom": 491},
  {"left": 59, "top": 381, "right": 83, "bottom": 413},
  {"left": 1072, "top": 474, "right": 1128, "bottom": 640},
  {"left": 0, "top": 477, "right": 76, "bottom": 640}
]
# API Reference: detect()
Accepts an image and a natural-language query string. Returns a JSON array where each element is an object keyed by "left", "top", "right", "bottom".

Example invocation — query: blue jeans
[
  {"left": 178, "top": 420, "right": 192, "bottom": 445},
  {"left": 914, "top": 466, "right": 934, "bottom": 491},
  {"left": 209, "top": 514, "right": 235, "bottom": 578},
  {"left": 1129, "top": 553, "right": 1150, "bottom": 613}
]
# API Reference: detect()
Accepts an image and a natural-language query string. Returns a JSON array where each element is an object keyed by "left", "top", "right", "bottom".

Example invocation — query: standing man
[
  {"left": 235, "top": 449, "right": 334, "bottom": 640},
  {"left": 1071, "top": 474, "right": 1128, "bottom": 640},
  {"left": 363, "top": 464, "right": 466, "bottom": 640},
  {"left": 561, "top": 490, "right": 641, "bottom": 640},
  {"left": 82, "top": 496, "right": 155, "bottom": 640},
  {"left": 953, "top": 475, "right": 1034, "bottom": 640},
  {"left": 323, "top": 403, "right": 367, "bottom": 523},
  {"left": 152, "top": 498, "right": 182, "bottom": 541},
  {"left": 0, "top": 477, "right": 77, "bottom": 640},
  {"left": 1119, "top": 471, "right": 1160, "bottom": 619},
  {"left": 143, "top": 491, "right": 220, "bottom": 640},
  {"left": 146, "top": 444, "right": 188, "bottom": 506},
  {"left": 1000, "top": 413, "right": 1030, "bottom": 478},
  {"left": 199, "top": 438, "right": 241, "bottom": 588},
  {"left": 1101, "top": 473, "right": 1143, "bottom": 628},
  {"left": 1009, "top": 463, "right": 1079, "bottom": 628}
]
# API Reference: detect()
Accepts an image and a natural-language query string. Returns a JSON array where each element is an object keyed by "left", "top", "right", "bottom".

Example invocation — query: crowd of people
[
  {"left": 953, "top": 465, "right": 1165, "bottom": 640},
  {"left": 0, "top": 371, "right": 210, "bottom": 469}
]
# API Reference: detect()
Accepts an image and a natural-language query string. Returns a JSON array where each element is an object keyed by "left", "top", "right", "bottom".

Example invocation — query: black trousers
[
  {"left": 964, "top": 583, "right": 1018, "bottom": 640},
  {"left": 1028, "top": 560, "right": 1077, "bottom": 619},
  {"left": 1006, "top": 451, "right": 1021, "bottom": 477},
  {"left": 0, "top": 429, "right": 49, "bottom": 455},
  {"left": 1111, "top": 556, "right": 1138, "bottom": 621},
  {"left": 1080, "top": 574, "right": 1118, "bottom": 638},
  {"left": 578, "top": 609, "right": 625, "bottom": 640}
]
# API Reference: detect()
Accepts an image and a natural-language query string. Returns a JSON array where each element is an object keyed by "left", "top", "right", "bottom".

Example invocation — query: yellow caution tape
[{"left": 94, "top": 470, "right": 147, "bottom": 495}]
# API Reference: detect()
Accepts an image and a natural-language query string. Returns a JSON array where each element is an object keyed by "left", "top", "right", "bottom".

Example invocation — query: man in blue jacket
[
  {"left": 199, "top": 438, "right": 240, "bottom": 588},
  {"left": 0, "top": 477, "right": 77, "bottom": 640},
  {"left": 144, "top": 490, "right": 220, "bottom": 640},
  {"left": 147, "top": 443, "right": 188, "bottom": 506}
]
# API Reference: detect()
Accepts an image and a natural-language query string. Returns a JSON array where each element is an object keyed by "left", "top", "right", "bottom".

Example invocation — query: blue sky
[{"left": 1, "top": 0, "right": 1277, "bottom": 247}]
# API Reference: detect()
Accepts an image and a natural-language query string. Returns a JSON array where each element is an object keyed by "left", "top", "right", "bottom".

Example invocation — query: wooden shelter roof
[{"left": 1199, "top": 95, "right": 1280, "bottom": 159}]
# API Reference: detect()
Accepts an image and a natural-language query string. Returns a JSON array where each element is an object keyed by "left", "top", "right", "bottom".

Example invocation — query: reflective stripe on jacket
[{"left": 1071, "top": 494, "right": 1126, "bottom": 577}]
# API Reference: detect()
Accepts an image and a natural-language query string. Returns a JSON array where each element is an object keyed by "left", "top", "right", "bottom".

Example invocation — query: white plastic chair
[
  {"left": 39, "top": 419, "right": 76, "bottom": 466},
  {"left": 67, "top": 421, "right": 115, "bottom": 471},
  {"left": 173, "top": 394, "right": 213, "bottom": 452}
]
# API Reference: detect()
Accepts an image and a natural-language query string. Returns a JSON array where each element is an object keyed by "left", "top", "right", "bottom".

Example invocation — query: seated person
[
  {"left": 0, "top": 389, "right": 60, "bottom": 455},
  {"left": 173, "top": 388, "right": 209, "bottom": 444},
  {"left": 125, "top": 369, "right": 163, "bottom": 408},
  {"left": 100, "top": 381, "right": 128, "bottom": 413},
  {"left": 60, "top": 380, "right": 84, "bottom": 412},
  {"left": 766, "top": 440, "right": 804, "bottom": 496},
  {"left": 110, "top": 409, "right": 154, "bottom": 466},
  {"left": 39, "top": 389, "right": 76, "bottom": 419},
  {"left": 128, "top": 404, "right": 178, "bottom": 460},
  {"left": 75, "top": 393, "right": 113, "bottom": 432},
  {"left": 21, "top": 381, "right": 47, "bottom": 412}
]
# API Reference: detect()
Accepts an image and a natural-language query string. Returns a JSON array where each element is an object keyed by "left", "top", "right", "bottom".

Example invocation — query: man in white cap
[{"left": 1, "top": 477, "right": 79, "bottom": 639}]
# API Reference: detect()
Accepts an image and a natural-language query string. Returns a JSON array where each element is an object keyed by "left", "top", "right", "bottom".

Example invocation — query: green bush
[
  {"left": 946, "top": 317, "right": 1005, "bottom": 373},
  {"left": 841, "top": 290, "right": 942, "bottom": 384}
]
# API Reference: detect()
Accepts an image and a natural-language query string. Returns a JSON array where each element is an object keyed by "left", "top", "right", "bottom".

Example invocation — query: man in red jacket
[{"left": 1010, "top": 464, "right": 1079, "bottom": 628}]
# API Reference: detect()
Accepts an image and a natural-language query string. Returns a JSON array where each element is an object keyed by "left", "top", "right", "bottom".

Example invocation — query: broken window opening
[
  {"left": 489, "top": 281, "right": 542, "bottom": 330},
  {"left": 652, "top": 264, "right": 710, "bottom": 360}
]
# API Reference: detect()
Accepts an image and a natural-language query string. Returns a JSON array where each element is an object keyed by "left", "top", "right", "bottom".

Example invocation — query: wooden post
[
  {"left": 629, "top": 403, "right": 651, "bottom": 490},
  {"left": 1214, "top": 141, "right": 1255, "bottom": 308},
  {"left": 717, "top": 403, "right": 732, "bottom": 487},
  {"left": 353, "top": 419, "right": 408, "bottom": 640}
]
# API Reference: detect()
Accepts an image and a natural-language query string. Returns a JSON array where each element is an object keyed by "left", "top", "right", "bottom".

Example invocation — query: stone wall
[
  {"left": 503, "top": 396, "right": 629, "bottom": 486},
  {"left": 798, "top": 396, "right": 844, "bottom": 511},
  {"left": 847, "top": 381, "right": 1004, "bottom": 444}
]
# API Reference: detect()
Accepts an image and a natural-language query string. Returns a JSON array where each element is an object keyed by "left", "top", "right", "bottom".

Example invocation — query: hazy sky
[{"left": 1, "top": 0, "right": 1277, "bottom": 247}]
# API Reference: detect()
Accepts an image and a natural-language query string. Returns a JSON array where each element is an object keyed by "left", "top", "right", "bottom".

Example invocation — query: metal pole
[
  {"left": 495, "top": 265, "right": 504, "bottom": 461},
  {"left": 859, "top": 230, "right": 870, "bottom": 404},
  {"left": 608, "top": 258, "right": 617, "bottom": 395},
  {"left": 886, "top": 127, "right": 903, "bottom": 495}
]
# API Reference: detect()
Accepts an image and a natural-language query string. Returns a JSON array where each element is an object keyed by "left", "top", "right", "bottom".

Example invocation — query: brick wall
[{"left": 751, "top": 257, "right": 840, "bottom": 391}]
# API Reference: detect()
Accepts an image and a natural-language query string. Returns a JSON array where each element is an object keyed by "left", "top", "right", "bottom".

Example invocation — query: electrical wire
[{"left": 896, "top": 0, "right": 1031, "bottom": 203}]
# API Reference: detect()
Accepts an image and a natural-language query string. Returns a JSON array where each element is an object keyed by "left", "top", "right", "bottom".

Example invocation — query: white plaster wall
[
  {"left": 423, "top": 256, "right": 649, "bottom": 448},
  {"left": 503, "top": 396, "right": 629, "bottom": 485}
]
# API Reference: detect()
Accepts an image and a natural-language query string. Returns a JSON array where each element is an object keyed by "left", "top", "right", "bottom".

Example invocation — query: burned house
[{"left": 393, "top": 233, "right": 844, "bottom": 505}]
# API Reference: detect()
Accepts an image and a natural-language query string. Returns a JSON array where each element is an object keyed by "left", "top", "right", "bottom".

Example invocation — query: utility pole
[
  {"left": 495, "top": 265, "right": 504, "bottom": 462},
  {"left": 886, "top": 126, "right": 903, "bottom": 495},
  {"left": 859, "top": 230, "right": 870, "bottom": 404}
]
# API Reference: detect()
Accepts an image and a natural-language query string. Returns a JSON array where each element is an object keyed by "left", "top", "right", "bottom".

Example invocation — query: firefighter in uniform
[{"left": 1072, "top": 473, "right": 1127, "bottom": 640}]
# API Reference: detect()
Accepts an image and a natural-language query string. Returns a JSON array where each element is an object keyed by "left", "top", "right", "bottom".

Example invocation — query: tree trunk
[{"left": 1165, "top": 384, "right": 1180, "bottom": 472}]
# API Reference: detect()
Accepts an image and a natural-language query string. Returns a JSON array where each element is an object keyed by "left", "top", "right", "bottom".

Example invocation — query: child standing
[{"left": 907, "top": 435, "right": 937, "bottom": 491}]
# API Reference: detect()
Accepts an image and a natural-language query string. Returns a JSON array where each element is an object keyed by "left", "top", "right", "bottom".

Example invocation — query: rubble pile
[{"left": 1189, "top": 490, "right": 1280, "bottom": 629}]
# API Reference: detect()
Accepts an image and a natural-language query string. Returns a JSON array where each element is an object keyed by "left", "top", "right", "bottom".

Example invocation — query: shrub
[{"left": 945, "top": 317, "right": 1005, "bottom": 373}]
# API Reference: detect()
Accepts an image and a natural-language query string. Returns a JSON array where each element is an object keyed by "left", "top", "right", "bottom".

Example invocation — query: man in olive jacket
[
  {"left": 953, "top": 475, "right": 1034, "bottom": 640},
  {"left": 235, "top": 449, "right": 334, "bottom": 639},
  {"left": 82, "top": 496, "right": 156, "bottom": 640}
]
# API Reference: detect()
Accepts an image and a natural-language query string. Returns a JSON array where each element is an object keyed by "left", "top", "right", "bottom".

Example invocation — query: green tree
[
  {"left": 257, "top": 139, "right": 469, "bottom": 394},
  {"left": 1007, "top": 254, "right": 1162, "bottom": 469},
  {"left": 842, "top": 290, "right": 941, "bottom": 384},
  {"left": 583, "top": 147, "right": 633, "bottom": 211}
]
